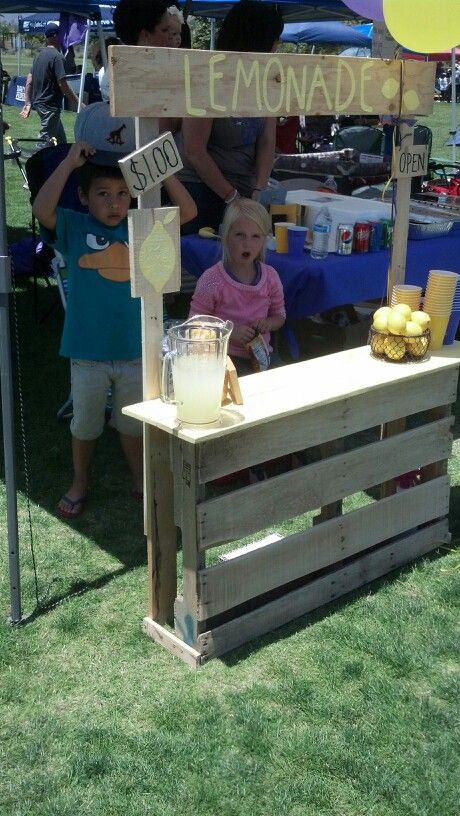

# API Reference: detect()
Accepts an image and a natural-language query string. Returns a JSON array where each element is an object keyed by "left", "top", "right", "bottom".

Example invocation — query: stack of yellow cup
[
  {"left": 424, "top": 270, "right": 459, "bottom": 350},
  {"left": 274, "top": 222, "right": 296, "bottom": 253},
  {"left": 390, "top": 284, "right": 422, "bottom": 311}
]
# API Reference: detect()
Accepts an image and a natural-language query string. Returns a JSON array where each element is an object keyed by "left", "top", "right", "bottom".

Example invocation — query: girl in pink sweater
[{"left": 190, "top": 198, "right": 286, "bottom": 374}]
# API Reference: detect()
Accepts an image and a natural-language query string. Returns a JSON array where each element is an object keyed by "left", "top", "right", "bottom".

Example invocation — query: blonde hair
[{"left": 221, "top": 197, "right": 271, "bottom": 263}]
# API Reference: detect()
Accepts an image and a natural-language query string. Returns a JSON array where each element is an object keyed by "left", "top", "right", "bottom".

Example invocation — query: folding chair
[
  {"left": 333, "top": 125, "right": 384, "bottom": 156},
  {"left": 24, "top": 144, "right": 85, "bottom": 321}
]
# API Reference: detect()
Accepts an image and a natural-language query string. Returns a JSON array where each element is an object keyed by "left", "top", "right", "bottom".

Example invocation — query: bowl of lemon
[{"left": 369, "top": 304, "right": 430, "bottom": 362}]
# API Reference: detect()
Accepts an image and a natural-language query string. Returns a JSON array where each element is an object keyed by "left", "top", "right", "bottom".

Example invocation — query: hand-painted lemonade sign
[
  {"left": 128, "top": 207, "right": 181, "bottom": 300},
  {"left": 109, "top": 47, "right": 435, "bottom": 119},
  {"left": 119, "top": 131, "right": 183, "bottom": 197}
]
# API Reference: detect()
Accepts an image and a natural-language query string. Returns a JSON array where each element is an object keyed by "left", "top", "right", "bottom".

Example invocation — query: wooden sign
[
  {"left": 109, "top": 46, "right": 436, "bottom": 119},
  {"left": 128, "top": 206, "right": 181, "bottom": 300},
  {"left": 119, "top": 131, "right": 183, "bottom": 197},
  {"left": 392, "top": 144, "right": 429, "bottom": 178}
]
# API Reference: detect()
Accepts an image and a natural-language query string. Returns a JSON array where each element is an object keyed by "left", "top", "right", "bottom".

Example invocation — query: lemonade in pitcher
[{"left": 161, "top": 315, "right": 233, "bottom": 425}]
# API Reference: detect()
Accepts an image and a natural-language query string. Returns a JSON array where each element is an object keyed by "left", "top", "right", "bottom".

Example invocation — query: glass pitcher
[{"left": 161, "top": 315, "right": 233, "bottom": 425}]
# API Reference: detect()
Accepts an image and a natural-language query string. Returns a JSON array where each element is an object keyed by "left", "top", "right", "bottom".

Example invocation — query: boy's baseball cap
[
  {"left": 45, "top": 23, "right": 59, "bottom": 37},
  {"left": 74, "top": 101, "right": 135, "bottom": 166}
]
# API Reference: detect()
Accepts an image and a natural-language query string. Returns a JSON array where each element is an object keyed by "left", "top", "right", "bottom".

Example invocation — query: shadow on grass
[{"left": 219, "top": 539, "right": 459, "bottom": 668}]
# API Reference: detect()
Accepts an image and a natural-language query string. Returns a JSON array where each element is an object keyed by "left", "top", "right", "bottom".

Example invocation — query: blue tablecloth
[{"left": 181, "top": 224, "right": 460, "bottom": 319}]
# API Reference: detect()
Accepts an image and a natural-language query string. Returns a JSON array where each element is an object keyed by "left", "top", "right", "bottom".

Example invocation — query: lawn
[{"left": 1, "top": 95, "right": 460, "bottom": 815}]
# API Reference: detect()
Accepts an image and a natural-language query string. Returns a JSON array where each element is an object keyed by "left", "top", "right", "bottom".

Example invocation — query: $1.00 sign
[{"left": 118, "top": 131, "right": 183, "bottom": 197}]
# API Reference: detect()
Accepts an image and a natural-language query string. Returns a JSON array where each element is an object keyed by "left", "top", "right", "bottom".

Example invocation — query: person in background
[
  {"left": 189, "top": 198, "right": 285, "bottom": 376},
  {"left": 63, "top": 44, "right": 76, "bottom": 74},
  {"left": 32, "top": 140, "right": 196, "bottom": 519},
  {"left": 91, "top": 36, "right": 122, "bottom": 102},
  {"left": 20, "top": 23, "right": 81, "bottom": 143},
  {"left": 178, "top": 0, "right": 284, "bottom": 234},
  {"left": 113, "top": 0, "right": 182, "bottom": 48},
  {"left": 113, "top": 0, "right": 183, "bottom": 133}
]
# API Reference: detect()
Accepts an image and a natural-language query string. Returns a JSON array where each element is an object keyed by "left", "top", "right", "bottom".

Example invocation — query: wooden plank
[
  {"left": 172, "top": 438, "right": 205, "bottom": 648},
  {"left": 109, "top": 47, "right": 435, "bottom": 119},
  {"left": 197, "top": 519, "right": 450, "bottom": 662},
  {"left": 419, "top": 405, "right": 452, "bottom": 484},
  {"left": 380, "top": 417, "right": 407, "bottom": 499},
  {"left": 314, "top": 440, "right": 343, "bottom": 524},
  {"left": 144, "top": 426, "right": 176, "bottom": 624},
  {"left": 197, "top": 367, "right": 458, "bottom": 482},
  {"left": 197, "top": 476, "right": 450, "bottom": 619},
  {"left": 198, "top": 419, "right": 452, "bottom": 548},
  {"left": 119, "top": 131, "right": 182, "bottom": 197},
  {"left": 143, "top": 617, "right": 202, "bottom": 669},
  {"left": 123, "top": 346, "right": 460, "bottom": 447}
]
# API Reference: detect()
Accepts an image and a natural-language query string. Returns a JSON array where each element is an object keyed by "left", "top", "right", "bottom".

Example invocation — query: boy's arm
[
  {"left": 162, "top": 175, "right": 197, "bottom": 225},
  {"left": 32, "top": 142, "right": 95, "bottom": 231}
]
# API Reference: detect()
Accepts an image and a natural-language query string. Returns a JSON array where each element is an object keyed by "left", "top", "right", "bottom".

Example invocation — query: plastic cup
[
  {"left": 443, "top": 311, "right": 460, "bottom": 345},
  {"left": 287, "top": 225, "right": 308, "bottom": 257},
  {"left": 274, "top": 222, "right": 296, "bottom": 253},
  {"left": 429, "top": 315, "right": 450, "bottom": 350}
]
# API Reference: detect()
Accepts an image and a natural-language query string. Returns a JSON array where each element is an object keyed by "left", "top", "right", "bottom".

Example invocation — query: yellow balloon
[{"left": 383, "top": 0, "right": 460, "bottom": 52}]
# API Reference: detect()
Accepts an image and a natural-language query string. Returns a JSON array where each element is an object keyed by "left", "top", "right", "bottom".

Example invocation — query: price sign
[{"left": 118, "top": 131, "right": 183, "bottom": 197}]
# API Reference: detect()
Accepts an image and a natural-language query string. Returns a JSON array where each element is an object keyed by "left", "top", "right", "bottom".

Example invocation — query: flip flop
[{"left": 56, "top": 494, "right": 87, "bottom": 519}]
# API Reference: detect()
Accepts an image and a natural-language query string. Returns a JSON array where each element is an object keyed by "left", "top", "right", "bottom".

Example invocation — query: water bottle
[{"left": 310, "top": 206, "right": 332, "bottom": 260}]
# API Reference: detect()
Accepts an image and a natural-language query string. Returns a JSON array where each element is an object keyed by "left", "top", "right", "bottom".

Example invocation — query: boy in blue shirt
[{"left": 33, "top": 141, "right": 196, "bottom": 518}]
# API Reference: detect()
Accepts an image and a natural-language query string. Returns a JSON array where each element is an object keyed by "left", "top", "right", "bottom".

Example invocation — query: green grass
[{"left": 1, "top": 89, "right": 460, "bottom": 816}]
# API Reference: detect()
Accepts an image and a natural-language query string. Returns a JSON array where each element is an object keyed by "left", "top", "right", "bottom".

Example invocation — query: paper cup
[
  {"left": 274, "top": 222, "right": 296, "bottom": 253},
  {"left": 429, "top": 315, "right": 450, "bottom": 350},
  {"left": 287, "top": 225, "right": 307, "bottom": 257}
]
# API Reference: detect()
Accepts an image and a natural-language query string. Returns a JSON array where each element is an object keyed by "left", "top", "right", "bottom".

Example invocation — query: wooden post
[
  {"left": 136, "top": 117, "right": 176, "bottom": 625},
  {"left": 387, "top": 121, "right": 414, "bottom": 298}
]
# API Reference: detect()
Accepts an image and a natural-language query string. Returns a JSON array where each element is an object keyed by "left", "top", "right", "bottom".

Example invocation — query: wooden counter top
[{"left": 123, "top": 343, "right": 460, "bottom": 444}]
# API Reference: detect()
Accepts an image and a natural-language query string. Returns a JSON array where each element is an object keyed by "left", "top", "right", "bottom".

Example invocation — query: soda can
[
  {"left": 380, "top": 219, "right": 394, "bottom": 248},
  {"left": 353, "top": 222, "right": 371, "bottom": 253},
  {"left": 336, "top": 224, "right": 353, "bottom": 255},
  {"left": 368, "top": 221, "right": 383, "bottom": 252}
]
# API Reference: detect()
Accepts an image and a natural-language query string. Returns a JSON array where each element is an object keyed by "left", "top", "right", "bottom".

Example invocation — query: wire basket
[
  {"left": 368, "top": 326, "right": 430, "bottom": 363},
  {"left": 408, "top": 219, "right": 454, "bottom": 240}
]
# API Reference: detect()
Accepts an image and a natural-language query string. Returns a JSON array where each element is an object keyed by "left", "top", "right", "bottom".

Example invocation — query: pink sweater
[{"left": 190, "top": 261, "right": 286, "bottom": 358}]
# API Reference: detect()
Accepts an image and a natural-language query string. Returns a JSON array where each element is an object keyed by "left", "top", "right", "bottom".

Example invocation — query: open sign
[{"left": 392, "top": 144, "right": 429, "bottom": 178}]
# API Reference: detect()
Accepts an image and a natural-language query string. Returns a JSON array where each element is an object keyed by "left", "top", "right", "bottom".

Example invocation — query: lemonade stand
[{"left": 109, "top": 45, "right": 460, "bottom": 667}]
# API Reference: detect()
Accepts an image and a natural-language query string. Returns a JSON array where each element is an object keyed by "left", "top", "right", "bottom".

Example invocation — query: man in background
[{"left": 20, "top": 23, "right": 81, "bottom": 144}]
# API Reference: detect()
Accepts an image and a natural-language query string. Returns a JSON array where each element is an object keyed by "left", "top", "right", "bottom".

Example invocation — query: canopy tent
[
  {"left": 281, "top": 21, "right": 371, "bottom": 46},
  {"left": 18, "top": 6, "right": 114, "bottom": 33}
]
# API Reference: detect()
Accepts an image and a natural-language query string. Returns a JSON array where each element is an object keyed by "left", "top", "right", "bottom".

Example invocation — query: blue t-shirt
[{"left": 42, "top": 208, "right": 141, "bottom": 360}]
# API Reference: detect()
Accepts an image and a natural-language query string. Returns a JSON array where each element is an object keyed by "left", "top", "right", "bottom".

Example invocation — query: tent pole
[
  {"left": 0, "top": 54, "right": 22, "bottom": 624},
  {"left": 77, "top": 25, "right": 90, "bottom": 113},
  {"left": 451, "top": 48, "right": 457, "bottom": 163},
  {"left": 97, "top": 20, "right": 107, "bottom": 69}
]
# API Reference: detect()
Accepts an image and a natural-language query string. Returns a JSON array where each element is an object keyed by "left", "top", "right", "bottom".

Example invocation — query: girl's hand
[
  {"left": 232, "top": 324, "right": 256, "bottom": 345},
  {"left": 254, "top": 318, "right": 271, "bottom": 334},
  {"left": 65, "top": 141, "right": 96, "bottom": 169}
]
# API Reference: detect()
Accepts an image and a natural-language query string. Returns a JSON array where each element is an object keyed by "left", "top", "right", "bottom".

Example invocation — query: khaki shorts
[{"left": 70, "top": 358, "right": 143, "bottom": 440}]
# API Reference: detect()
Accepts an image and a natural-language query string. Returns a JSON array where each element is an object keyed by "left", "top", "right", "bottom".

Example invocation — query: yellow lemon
[
  {"left": 384, "top": 336, "right": 406, "bottom": 361},
  {"left": 410, "top": 310, "right": 430, "bottom": 329},
  {"left": 373, "top": 314, "right": 389, "bottom": 333},
  {"left": 393, "top": 303, "right": 412, "bottom": 320},
  {"left": 387, "top": 311, "right": 407, "bottom": 335},
  {"left": 373, "top": 306, "right": 392, "bottom": 322},
  {"left": 404, "top": 320, "right": 423, "bottom": 337}
]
